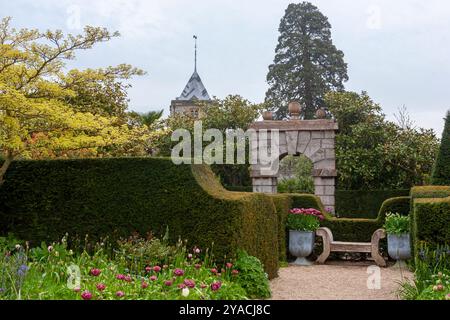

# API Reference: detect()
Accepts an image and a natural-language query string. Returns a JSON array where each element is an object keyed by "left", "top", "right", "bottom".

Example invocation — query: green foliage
[
  {"left": 0, "top": 158, "right": 279, "bottom": 279},
  {"left": 384, "top": 213, "right": 410, "bottom": 235},
  {"left": 399, "top": 243, "right": 450, "bottom": 300},
  {"left": 286, "top": 214, "right": 320, "bottom": 232},
  {"left": 325, "top": 91, "right": 439, "bottom": 190},
  {"left": 266, "top": 2, "right": 348, "bottom": 119},
  {"left": 278, "top": 155, "right": 314, "bottom": 194},
  {"left": 336, "top": 189, "right": 410, "bottom": 218},
  {"left": 432, "top": 111, "right": 450, "bottom": 185},
  {"left": 233, "top": 250, "right": 271, "bottom": 299}
]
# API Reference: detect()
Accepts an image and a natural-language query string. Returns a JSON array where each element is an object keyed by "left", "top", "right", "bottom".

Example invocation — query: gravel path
[{"left": 270, "top": 261, "right": 413, "bottom": 300}]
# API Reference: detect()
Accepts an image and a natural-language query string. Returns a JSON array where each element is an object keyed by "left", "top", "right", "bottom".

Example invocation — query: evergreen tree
[
  {"left": 431, "top": 110, "right": 450, "bottom": 185},
  {"left": 266, "top": 2, "right": 348, "bottom": 119}
]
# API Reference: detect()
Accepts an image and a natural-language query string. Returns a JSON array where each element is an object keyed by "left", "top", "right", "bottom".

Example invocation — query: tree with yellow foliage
[{"left": 0, "top": 17, "right": 160, "bottom": 185}]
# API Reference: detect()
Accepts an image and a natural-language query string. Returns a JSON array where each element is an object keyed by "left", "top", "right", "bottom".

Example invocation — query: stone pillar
[
  {"left": 313, "top": 176, "right": 336, "bottom": 214},
  {"left": 252, "top": 177, "right": 278, "bottom": 194}
]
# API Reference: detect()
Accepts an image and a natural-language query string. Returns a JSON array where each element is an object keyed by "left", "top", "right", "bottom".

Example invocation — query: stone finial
[
  {"left": 288, "top": 101, "right": 302, "bottom": 120},
  {"left": 316, "top": 108, "right": 327, "bottom": 119},
  {"left": 262, "top": 111, "right": 273, "bottom": 121}
]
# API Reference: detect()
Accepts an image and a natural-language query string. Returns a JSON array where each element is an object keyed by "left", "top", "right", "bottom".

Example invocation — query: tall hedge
[
  {"left": 413, "top": 197, "right": 450, "bottom": 250},
  {"left": 335, "top": 189, "right": 410, "bottom": 218},
  {"left": 410, "top": 186, "right": 450, "bottom": 259},
  {"left": 0, "top": 158, "right": 279, "bottom": 278},
  {"left": 432, "top": 111, "right": 450, "bottom": 185}
]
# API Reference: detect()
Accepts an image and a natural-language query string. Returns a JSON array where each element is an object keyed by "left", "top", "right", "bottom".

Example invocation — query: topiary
[
  {"left": 432, "top": 110, "right": 450, "bottom": 185},
  {"left": 233, "top": 250, "right": 271, "bottom": 299}
]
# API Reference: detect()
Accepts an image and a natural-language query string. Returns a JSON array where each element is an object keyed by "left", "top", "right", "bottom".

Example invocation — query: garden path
[{"left": 270, "top": 261, "right": 413, "bottom": 300}]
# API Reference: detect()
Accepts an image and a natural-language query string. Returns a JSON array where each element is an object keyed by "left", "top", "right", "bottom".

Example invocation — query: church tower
[{"left": 170, "top": 36, "right": 211, "bottom": 117}]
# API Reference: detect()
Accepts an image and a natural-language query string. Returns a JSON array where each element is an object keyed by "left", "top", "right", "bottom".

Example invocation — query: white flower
[
  {"left": 15, "top": 244, "right": 21, "bottom": 250},
  {"left": 48, "top": 245, "right": 53, "bottom": 252},
  {"left": 181, "top": 288, "right": 190, "bottom": 297}
]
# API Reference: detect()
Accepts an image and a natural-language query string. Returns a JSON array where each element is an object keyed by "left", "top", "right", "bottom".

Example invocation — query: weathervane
[{"left": 193, "top": 35, "right": 197, "bottom": 72}]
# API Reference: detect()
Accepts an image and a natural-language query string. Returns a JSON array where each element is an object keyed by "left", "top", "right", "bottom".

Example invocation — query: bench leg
[
  {"left": 316, "top": 227, "right": 332, "bottom": 264},
  {"left": 371, "top": 229, "right": 387, "bottom": 267}
]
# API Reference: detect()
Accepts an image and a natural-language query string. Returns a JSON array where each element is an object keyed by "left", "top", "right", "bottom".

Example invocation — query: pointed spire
[{"left": 193, "top": 35, "right": 197, "bottom": 72}]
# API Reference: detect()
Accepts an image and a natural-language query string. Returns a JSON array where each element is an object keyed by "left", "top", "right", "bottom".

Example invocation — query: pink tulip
[
  {"left": 210, "top": 281, "right": 222, "bottom": 291},
  {"left": 116, "top": 291, "right": 125, "bottom": 298},
  {"left": 81, "top": 290, "right": 93, "bottom": 300},
  {"left": 150, "top": 275, "right": 157, "bottom": 281},
  {"left": 90, "top": 268, "right": 101, "bottom": 277},
  {"left": 153, "top": 266, "right": 161, "bottom": 273},
  {"left": 96, "top": 283, "right": 106, "bottom": 291}
]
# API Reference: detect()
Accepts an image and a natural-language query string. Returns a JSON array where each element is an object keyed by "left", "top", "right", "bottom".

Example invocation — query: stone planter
[
  {"left": 387, "top": 233, "right": 411, "bottom": 267},
  {"left": 289, "top": 230, "right": 315, "bottom": 266}
]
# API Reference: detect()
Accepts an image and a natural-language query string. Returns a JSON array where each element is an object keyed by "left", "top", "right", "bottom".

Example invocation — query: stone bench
[{"left": 316, "top": 227, "right": 386, "bottom": 267}]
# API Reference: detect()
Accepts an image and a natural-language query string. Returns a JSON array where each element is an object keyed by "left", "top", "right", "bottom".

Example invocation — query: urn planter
[
  {"left": 289, "top": 230, "right": 315, "bottom": 266},
  {"left": 387, "top": 233, "right": 411, "bottom": 267}
]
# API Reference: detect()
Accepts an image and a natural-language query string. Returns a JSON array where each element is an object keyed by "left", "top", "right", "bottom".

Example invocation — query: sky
[{"left": 1, "top": 0, "right": 449, "bottom": 135}]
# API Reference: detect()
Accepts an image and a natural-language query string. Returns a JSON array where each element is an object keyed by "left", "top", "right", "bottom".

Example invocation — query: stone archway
[{"left": 249, "top": 119, "right": 338, "bottom": 213}]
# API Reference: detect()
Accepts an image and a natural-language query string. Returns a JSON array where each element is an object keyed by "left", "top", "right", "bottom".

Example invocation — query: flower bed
[{"left": 0, "top": 234, "right": 270, "bottom": 300}]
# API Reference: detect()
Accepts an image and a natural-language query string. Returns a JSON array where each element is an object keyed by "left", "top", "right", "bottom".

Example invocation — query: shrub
[
  {"left": 412, "top": 197, "right": 450, "bottom": 250},
  {"left": 233, "top": 250, "right": 271, "bottom": 299},
  {"left": 0, "top": 158, "right": 279, "bottom": 279},
  {"left": 384, "top": 213, "right": 410, "bottom": 235},
  {"left": 335, "top": 189, "right": 410, "bottom": 218},
  {"left": 431, "top": 110, "right": 450, "bottom": 185}
]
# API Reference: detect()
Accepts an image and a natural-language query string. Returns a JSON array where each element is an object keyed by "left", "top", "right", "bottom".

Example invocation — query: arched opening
[{"left": 277, "top": 154, "right": 314, "bottom": 194}]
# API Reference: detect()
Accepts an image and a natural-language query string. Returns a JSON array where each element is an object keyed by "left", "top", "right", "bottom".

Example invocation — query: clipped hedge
[
  {"left": 335, "top": 189, "right": 410, "bottom": 218},
  {"left": 413, "top": 197, "right": 450, "bottom": 249},
  {"left": 0, "top": 158, "right": 279, "bottom": 279},
  {"left": 410, "top": 186, "right": 450, "bottom": 259},
  {"left": 322, "top": 196, "right": 411, "bottom": 242}
]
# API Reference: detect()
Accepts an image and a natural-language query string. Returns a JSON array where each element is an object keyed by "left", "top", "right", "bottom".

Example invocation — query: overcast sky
[{"left": 1, "top": 0, "right": 449, "bottom": 135}]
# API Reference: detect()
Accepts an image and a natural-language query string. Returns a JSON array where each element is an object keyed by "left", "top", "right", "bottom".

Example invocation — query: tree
[
  {"left": 431, "top": 110, "right": 450, "bottom": 185},
  {"left": 266, "top": 2, "right": 348, "bottom": 119},
  {"left": 60, "top": 65, "right": 145, "bottom": 119},
  {"left": 325, "top": 91, "right": 439, "bottom": 190},
  {"left": 0, "top": 17, "right": 151, "bottom": 184}
]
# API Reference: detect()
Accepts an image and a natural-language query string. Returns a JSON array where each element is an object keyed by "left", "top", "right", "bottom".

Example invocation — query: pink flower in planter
[
  {"left": 116, "top": 274, "right": 125, "bottom": 280},
  {"left": 47, "top": 246, "right": 53, "bottom": 252},
  {"left": 178, "top": 283, "right": 187, "bottom": 289},
  {"left": 153, "top": 266, "right": 161, "bottom": 273},
  {"left": 174, "top": 269, "right": 185, "bottom": 277},
  {"left": 150, "top": 275, "right": 157, "bottom": 281},
  {"left": 184, "top": 279, "right": 196, "bottom": 288},
  {"left": 164, "top": 280, "right": 173, "bottom": 287},
  {"left": 226, "top": 263, "right": 233, "bottom": 269},
  {"left": 81, "top": 290, "right": 93, "bottom": 300},
  {"left": 210, "top": 268, "right": 218, "bottom": 274},
  {"left": 96, "top": 283, "right": 106, "bottom": 291},
  {"left": 232, "top": 270, "right": 239, "bottom": 276},
  {"left": 194, "top": 264, "right": 202, "bottom": 269},
  {"left": 124, "top": 275, "right": 132, "bottom": 283},
  {"left": 187, "top": 254, "right": 193, "bottom": 260},
  {"left": 145, "top": 266, "right": 152, "bottom": 273},
  {"left": 90, "top": 268, "right": 101, "bottom": 277},
  {"left": 73, "top": 287, "right": 81, "bottom": 293},
  {"left": 210, "top": 281, "right": 222, "bottom": 291},
  {"left": 200, "top": 283, "right": 207, "bottom": 289},
  {"left": 141, "top": 282, "right": 149, "bottom": 289},
  {"left": 193, "top": 247, "right": 201, "bottom": 254},
  {"left": 116, "top": 291, "right": 125, "bottom": 298}
]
